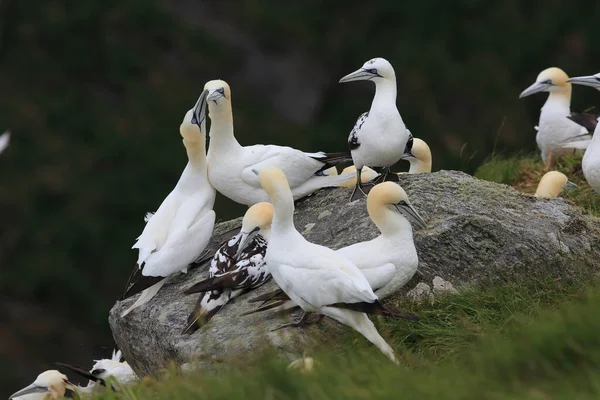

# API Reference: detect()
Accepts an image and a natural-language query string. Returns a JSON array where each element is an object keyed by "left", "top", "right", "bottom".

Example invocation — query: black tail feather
[
  {"left": 330, "top": 300, "right": 419, "bottom": 321},
  {"left": 568, "top": 112, "right": 599, "bottom": 133},
  {"left": 311, "top": 152, "right": 353, "bottom": 173},
  {"left": 182, "top": 296, "right": 225, "bottom": 334},
  {"left": 55, "top": 362, "right": 105, "bottom": 386},
  {"left": 184, "top": 275, "right": 232, "bottom": 295},
  {"left": 240, "top": 299, "right": 291, "bottom": 316},
  {"left": 247, "top": 288, "right": 289, "bottom": 305}
]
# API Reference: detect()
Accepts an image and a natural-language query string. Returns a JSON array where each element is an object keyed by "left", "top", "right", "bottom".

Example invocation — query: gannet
[
  {"left": 0, "top": 130, "right": 9, "bottom": 155},
  {"left": 339, "top": 57, "right": 410, "bottom": 200},
  {"left": 247, "top": 181, "right": 425, "bottom": 313},
  {"left": 337, "top": 165, "right": 379, "bottom": 188},
  {"left": 56, "top": 349, "right": 137, "bottom": 393},
  {"left": 534, "top": 171, "right": 578, "bottom": 198},
  {"left": 199, "top": 80, "right": 354, "bottom": 206},
  {"left": 181, "top": 202, "right": 273, "bottom": 334},
  {"left": 121, "top": 94, "right": 216, "bottom": 317},
  {"left": 257, "top": 167, "right": 418, "bottom": 363},
  {"left": 561, "top": 72, "right": 600, "bottom": 193},
  {"left": 323, "top": 166, "right": 338, "bottom": 176},
  {"left": 10, "top": 370, "right": 72, "bottom": 399},
  {"left": 519, "top": 67, "right": 594, "bottom": 168},
  {"left": 400, "top": 137, "right": 432, "bottom": 173}
]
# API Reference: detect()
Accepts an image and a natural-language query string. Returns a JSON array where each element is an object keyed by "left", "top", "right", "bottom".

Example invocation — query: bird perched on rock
[
  {"left": 10, "top": 370, "right": 73, "bottom": 399},
  {"left": 534, "top": 171, "right": 578, "bottom": 198},
  {"left": 199, "top": 79, "right": 354, "bottom": 206},
  {"left": 182, "top": 202, "right": 274, "bottom": 334},
  {"left": 519, "top": 67, "right": 595, "bottom": 169},
  {"left": 400, "top": 137, "right": 432, "bottom": 174},
  {"left": 339, "top": 57, "right": 411, "bottom": 200},
  {"left": 121, "top": 94, "right": 216, "bottom": 317},
  {"left": 255, "top": 166, "right": 418, "bottom": 363}
]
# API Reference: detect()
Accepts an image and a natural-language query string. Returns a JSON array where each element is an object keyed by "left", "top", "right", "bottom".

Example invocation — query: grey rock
[{"left": 109, "top": 170, "right": 600, "bottom": 377}]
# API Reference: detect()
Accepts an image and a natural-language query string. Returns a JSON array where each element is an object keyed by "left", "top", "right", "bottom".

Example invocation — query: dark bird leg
[{"left": 350, "top": 168, "right": 370, "bottom": 201}]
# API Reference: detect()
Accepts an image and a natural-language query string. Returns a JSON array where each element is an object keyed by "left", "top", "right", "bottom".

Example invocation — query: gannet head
[
  {"left": 534, "top": 171, "right": 578, "bottom": 198},
  {"left": 339, "top": 165, "right": 379, "bottom": 187},
  {"left": 566, "top": 73, "right": 600, "bottom": 90},
  {"left": 204, "top": 79, "right": 231, "bottom": 105},
  {"left": 519, "top": 67, "right": 570, "bottom": 98},
  {"left": 400, "top": 138, "right": 432, "bottom": 170},
  {"left": 235, "top": 202, "right": 274, "bottom": 258},
  {"left": 180, "top": 93, "right": 207, "bottom": 142},
  {"left": 339, "top": 57, "right": 395, "bottom": 83},
  {"left": 10, "top": 370, "right": 72, "bottom": 399},
  {"left": 367, "top": 182, "right": 426, "bottom": 229}
]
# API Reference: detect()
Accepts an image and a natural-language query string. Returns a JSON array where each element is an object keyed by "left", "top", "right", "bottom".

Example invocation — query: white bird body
[
  {"left": 0, "top": 130, "right": 10, "bottom": 155},
  {"left": 582, "top": 124, "right": 600, "bottom": 193},
  {"left": 258, "top": 167, "right": 418, "bottom": 363},
  {"left": 202, "top": 80, "right": 353, "bottom": 206},
  {"left": 10, "top": 370, "right": 71, "bottom": 400},
  {"left": 122, "top": 101, "right": 216, "bottom": 317}
]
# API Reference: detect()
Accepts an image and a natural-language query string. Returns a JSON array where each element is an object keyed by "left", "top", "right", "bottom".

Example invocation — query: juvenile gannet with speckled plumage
[
  {"left": 562, "top": 72, "right": 600, "bottom": 193},
  {"left": 10, "top": 370, "right": 73, "bottom": 399},
  {"left": 519, "top": 67, "right": 594, "bottom": 168},
  {"left": 340, "top": 57, "right": 410, "bottom": 200},
  {"left": 200, "top": 80, "right": 354, "bottom": 206},
  {"left": 248, "top": 182, "right": 425, "bottom": 314},
  {"left": 257, "top": 167, "right": 418, "bottom": 363},
  {"left": 400, "top": 138, "right": 431, "bottom": 174},
  {"left": 181, "top": 202, "right": 273, "bottom": 334},
  {"left": 534, "top": 171, "right": 577, "bottom": 198},
  {"left": 56, "top": 349, "right": 137, "bottom": 393},
  {"left": 0, "top": 131, "right": 10, "bottom": 155},
  {"left": 121, "top": 95, "right": 216, "bottom": 317}
]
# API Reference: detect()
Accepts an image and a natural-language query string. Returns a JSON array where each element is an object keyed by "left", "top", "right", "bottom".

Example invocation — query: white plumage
[
  {"left": 122, "top": 96, "right": 216, "bottom": 317},
  {"left": 10, "top": 370, "right": 71, "bottom": 399},
  {"left": 200, "top": 80, "right": 354, "bottom": 206},
  {"left": 0, "top": 130, "right": 10, "bottom": 155}
]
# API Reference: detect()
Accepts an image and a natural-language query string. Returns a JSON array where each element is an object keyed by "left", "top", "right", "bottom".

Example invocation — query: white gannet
[
  {"left": 534, "top": 171, "right": 578, "bottom": 198},
  {"left": 519, "top": 67, "right": 594, "bottom": 168},
  {"left": 56, "top": 349, "right": 138, "bottom": 393},
  {"left": 563, "top": 73, "right": 600, "bottom": 193},
  {"left": 0, "top": 130, "right": 10, "bottom": 155},
  {"left": 247, "top": 181, "right": 425, "bottom": 313},
  {"left": 339, "top": 57, "right": 410, "bottom": 200},
  {"left": 121, "top": 94, "right": 216, "bottom": 317},
  {"left": 200, "top": 80, "right": 354, "bottom": 206},
  {"left": 10, "top": 370, "right": 72, "bottom": 399},
  {"left": 181, "top": 202, "right": 273, "bottom": 334},
  {"left": 337, "top": 165, "right": 379, "bottom": 188},
  {"left": 323, "top": 166, "right": 338, "bottom": 176},
  {"left": 400, "top": 137, "right": 432, "bottom": 174},
  {"left": 257, "top": 166, "right": 418, "bottom": 363}
]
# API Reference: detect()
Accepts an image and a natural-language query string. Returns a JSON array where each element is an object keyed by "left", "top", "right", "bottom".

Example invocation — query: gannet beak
[
  {"left": 399, "top": 150, "right": 414, "bottom": 160},
  {"left": 394, "top": 202, "right": 426, "bottom": 229},
  {"left": 234, "top": 227, "right": 260, "bottom": 259},
  {"left": 339, "top": 68, "right": 378, "bottom": 83},
  {"left": 207, "top": 88, "right": 226, "bottom": 102},
  {"left": 192, "top": 90, "right": 208, "bottom": 126},
  {"left": 567, "top": 75, "right": 600, "bottom": 89},
  {"left": 10, "top": 383, "right": 48, "bottom": 398},
  {"left": 565, "top": 181, "right": 578, "bottom": 190},
  {"left": 519, "top": 81, "right": 551, "bottom": 98}
]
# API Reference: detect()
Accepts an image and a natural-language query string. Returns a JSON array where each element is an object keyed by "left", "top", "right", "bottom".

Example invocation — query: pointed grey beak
[
  {"left": 235, "top": 227, "right": 260, "bottom": 259},
  {"left": 339, "top": 68, "right": 376, "bottom": 83},
  {"left": 394, "top": 202, "right": 426, "bottom": 229},
  {"left": 567, "top": 75, "right": 600, "bottom": 89},
  {"left": 10, "top": 383, "right": 48, "bottom": 399},
  {"left": 207, "top": 88, "right": 225, "bottom": 102},
  {"left": 192, "top": 90, "right": 208, "bottom": 127},
  {"left": 519, "top": 81, "right": 551, "bottom": 98},
  {"left": 400, "top": 151, "right": 415, "bottom": 160},
  {"left": 565, "top": 181, "right": 578, "bottom": 190}
]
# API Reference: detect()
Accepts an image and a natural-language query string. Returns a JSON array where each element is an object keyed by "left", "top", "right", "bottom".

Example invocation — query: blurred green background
[{"left": 1, "top": 0, "right": 600, "bottom": 394}]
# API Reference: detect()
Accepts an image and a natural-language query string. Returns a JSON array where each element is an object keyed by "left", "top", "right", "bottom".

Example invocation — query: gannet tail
[
  {"left": 184, "top": 275, "right": 229, "bottom": 294},
  {"left": 568, "top": 112, "right": 599, "bottom": 133},
  {"left": 308, "top": 151, "right": 353, "bottom": 173},
  {"left": 292, "top": 172, "right": 356, "bottom": 200},
  {"left": 240, "top": 299, "right": 297, "bottom": 316},
  {"left": 55, "top": 362, "right": 104, "bottom": 385},
  {"left": 247, "top": 288, "right": 289, "bottom": 305},
  {"left": 120, "top": 278, "right": 167, "bottom": 317},
  {"left": 330, "top": 300, "right": 419, "bottom": 321},
  {"left": 182, "top": 290, "right": 231, "bottom": 334}
]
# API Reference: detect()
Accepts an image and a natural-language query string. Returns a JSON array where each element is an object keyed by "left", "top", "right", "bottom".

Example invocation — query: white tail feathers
[{"left": 121, "top": 278, "right": 167, "bottom": 317}]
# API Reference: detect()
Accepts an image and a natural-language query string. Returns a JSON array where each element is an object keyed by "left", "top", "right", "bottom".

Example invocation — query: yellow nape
[
  {"left": 537, "top": 67, "right": 570, "bottom": 87},
  {"left": 367, "top": 182, "right": 409, "bottom": 220},
  {"left": 180, "top": 109, "right": 202, "bottom": 143},
  {"left": 204, "top": 79, "right": 231, "bottom": 98},
  {"left": 339, "top": 165, "right": 379, "bottom": 187},
  {"left": 258, "top": 167, "right": 289, "bottom": 195},
  {"left": 535, "top": 171, "right": 568, "bottom": 198},
  {"left": 244, "top": 202, "right": 275, "bottom": 229}
]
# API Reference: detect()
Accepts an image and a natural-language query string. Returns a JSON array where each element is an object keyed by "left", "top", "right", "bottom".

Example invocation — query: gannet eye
[
  {"left": 397, "top": 200, "right": 407, "bottom": 206},
  {"left": 217, "top": 88, "right": 225, "bottom": 95},
  {"left": 368, "top": 68, "right": 378, "bottom": 74},
  {"left": 542, "top": 79, "right": 552, "bottom": 85}
]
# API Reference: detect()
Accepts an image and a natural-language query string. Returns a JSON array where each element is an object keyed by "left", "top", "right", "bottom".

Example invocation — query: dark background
[{"left": 1, "top": 0, "right": 599, "bottom": 393}]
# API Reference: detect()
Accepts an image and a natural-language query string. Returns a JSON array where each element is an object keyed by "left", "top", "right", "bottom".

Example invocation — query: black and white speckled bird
[{"left": 182, "top": 202, "right": 274, "bottom": 334}]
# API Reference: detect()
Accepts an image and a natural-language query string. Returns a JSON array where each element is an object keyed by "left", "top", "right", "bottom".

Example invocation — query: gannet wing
[
  {"left": 0, "top": 131, "right": 10, "bottom": 154},
  {"left": 348, "top": 112, "right": 368, "bottom": 150},
  {"left": 568, "top": 112, "right": 599, "bottom": 133},
  {"left": 358, "top": 263, "right": 396, "bottom": 291}
]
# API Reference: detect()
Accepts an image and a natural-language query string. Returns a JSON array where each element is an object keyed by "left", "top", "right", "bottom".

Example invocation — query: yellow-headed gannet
[
  {"left": 519, "top": 67, "right": 594, "bottom": 168},
  {"left": 563, "top": 73, "right": 600, "bottom": 193},
  {"left": 10, "top": 370, "right": 73, "bottom": 399},
  {"left": 339, "top": 57, "right": 410, "bottom": 200},
  {"left": 337, "top": 165, "right": 379, "bottom": 188},
  {"left": 534, "top": 171, "right": 577, "bottom": 198},
  {"left": 198, "top": 80, "right": 354, "bottom": 206},
  {"left": 56, "top": 349, "right": 137, "bottom": 393},
  {"left": 182, "top": 202, "right": 273, "bottom": 334},
  {"left": 257, "top": 166, "right": 418, "bottom": 363},
  {"left": 0, "top": 130, "right": 9, "bottom": 155},
  {"left": 400, "top": 137, "right": 432, "bottom": 173},
  {"left": 248, "top": 182, "right": 425, "bottom": 313},
  {"left": 121, "top": 95, "right": 216, "bottom": 317}
]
